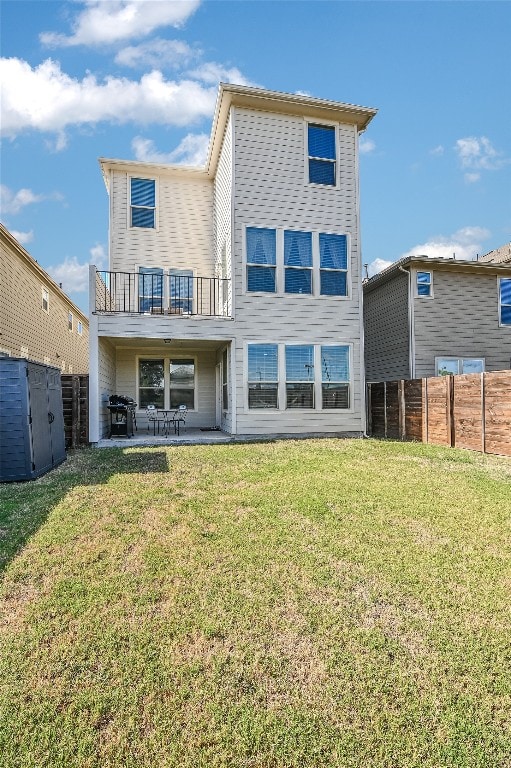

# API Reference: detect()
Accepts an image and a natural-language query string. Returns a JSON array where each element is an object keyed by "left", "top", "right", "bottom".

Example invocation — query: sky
[{"left": 1, "top": 0, "right": 510, "bottom": 314}]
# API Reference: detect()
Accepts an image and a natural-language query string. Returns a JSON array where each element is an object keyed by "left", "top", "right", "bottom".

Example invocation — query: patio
[{"left": 95, "top": 427, "right": 232, "bottom": 448}]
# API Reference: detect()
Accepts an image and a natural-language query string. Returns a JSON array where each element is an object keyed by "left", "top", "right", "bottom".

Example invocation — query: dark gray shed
[{"left": 0, "top": 358, "right": 66, "bottom": 481}]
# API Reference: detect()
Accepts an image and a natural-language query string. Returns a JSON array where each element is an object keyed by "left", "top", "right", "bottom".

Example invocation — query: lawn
[{"left": 0, "top": 439, "right": 510, "bottom": 768}]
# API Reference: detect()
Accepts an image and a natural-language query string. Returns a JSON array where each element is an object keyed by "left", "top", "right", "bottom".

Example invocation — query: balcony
[{"left": 95, "top": 271, "right": 231, "bottom": 317}]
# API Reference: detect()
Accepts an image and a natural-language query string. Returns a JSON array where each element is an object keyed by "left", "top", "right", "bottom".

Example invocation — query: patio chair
[{"left": 145, "top": 405, "right": 165, "bottom": 435}]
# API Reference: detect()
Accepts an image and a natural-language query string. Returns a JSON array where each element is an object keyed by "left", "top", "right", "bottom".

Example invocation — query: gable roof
[{"left": 479, "top": 242, "right": 511, "bottom": 264}]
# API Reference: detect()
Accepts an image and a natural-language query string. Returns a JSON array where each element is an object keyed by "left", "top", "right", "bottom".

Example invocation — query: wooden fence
[
  {"left": 61, "top": 374, "right": 89, "bottom": 447},
  {"left": 367, "top": 370, "right": 511, "bottom": 457}
]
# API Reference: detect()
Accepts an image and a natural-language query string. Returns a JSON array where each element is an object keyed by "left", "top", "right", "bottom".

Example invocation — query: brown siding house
[{"left": 0, "top": 224, "right": 89, "bottom": 372}]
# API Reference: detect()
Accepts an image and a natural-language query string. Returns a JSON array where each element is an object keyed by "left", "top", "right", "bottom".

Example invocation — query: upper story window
[
  {"left": 246, "top": 227, "right": 276, "bottom": 292},
  {"left": 68, "top": 312, "right": 73, "bottom": 331},
  {"left": 170, "top": 270, "right": 193, "bottom": 314},
  {"left": 319, "top": 233, "right": 348, "bottom": 295},
  {"left": 308, "top": 124, "right": 336, "bottom": 186},
  {"left": 416, "top": 271, "right": 432, "bottom": 297},
  {"left": 42, "top": 287, "right": 49, "bottom": 312},
  {"left": 139, "top": 267, "right": 164, "bottom": 313},
  {"left": 130, "top": 177, "right": 156, "bottom": 228},
  {"left": 77, "top": 321, "right": 83, "bottom": 335},
  {"left": 284, "top": 230, "right": 312, "bottom": 294},
  {"left": 499, "top": 278, "right": 511, "bottom": 325}
]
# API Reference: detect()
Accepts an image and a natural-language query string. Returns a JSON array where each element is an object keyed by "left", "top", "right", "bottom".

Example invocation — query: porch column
[{"left": 88, "top": 265, "right": 100, "bottom": 443}]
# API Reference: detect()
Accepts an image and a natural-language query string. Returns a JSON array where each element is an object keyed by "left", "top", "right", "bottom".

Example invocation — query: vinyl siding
[
  {"left": 363, "top": 271, "right": 410, "bottom": 382},
  {"left": 231, "top": 107, "right": 364, "bottom": 434},
  {"left": 0, "top": 231, "right": 89, "bottom": 372},
  {"left": 98, "top": 338, "right": 116, "bottom": 438},
  {"left": 413, "top": 268, "right": 511, "bottom": 376},
  {"left": 109, "top": 171, "right": 214, "bottom": 276}
]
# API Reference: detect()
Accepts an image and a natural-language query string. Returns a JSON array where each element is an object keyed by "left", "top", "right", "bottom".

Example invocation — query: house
[
  {"left": 89, "top": 84, "right": 377, "bottom": 441},
  {"left": 363, "top": 255, "right": 511, "bottom": 381},
  {"left": 479, "top": 242, "right": 511, "bottom": 265},
  {"left": 0, "top": 223, "right": 89, "bottom": 373}
]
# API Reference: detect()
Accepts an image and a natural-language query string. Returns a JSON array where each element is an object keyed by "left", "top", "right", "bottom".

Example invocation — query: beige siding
[
  {"left": 413, "top": 269, "right": 511, "bottom": 377},
  {"left": 98, "top": 338, "right": 116, "bottom": 438},
  {"left": 109, "top": 171, "right": 214, "bottom": 275},
  {"left": 0, "top": 228, "right": 89, "bottom": 372},
  {"left": 364, "top": 272, "right": 410, "bottom": 382}
]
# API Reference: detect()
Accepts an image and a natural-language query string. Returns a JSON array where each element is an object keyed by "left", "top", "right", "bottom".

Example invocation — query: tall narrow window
[
  {"left": 139, "top": 267, "right": 164, "bottom": 313},
  {"left": 77, "top": 321, "right": 83, "bottom": 335},
  {"left": 321, "top": 346, "right": 350, "bottom": 408},
  {"left": 286, "top": 345, "right": 314, "bottom": 408},
  {"left": 68, "top": 312, "right": 73, "bottom": 331},
  {"left": 248, "top": 344, "right": 278, "bottom": 408},
  {"left": 319, "top": 233, "right": 348, "bottom": 295},
  {"left": 222, "top": 348, "right": 228, "bottom": 410},
  {"left": 130, "top": 178, "right": 156, "bottom": 228},
  {"left": 139, "top": 359, "right": 164, "bottom": 408},
  {"left": 42, "top": 287, "right": 49, "bottom": 312},
  {"left": 170, "top": 359, "right": 195, "bottom": 409},
  {"left": 170, "top": 270, "right": 193, "bottom": 314},
  {"left": 416, "top": 271, "right": 432, "bottom": 297},
  {"left": 284, "top": 230, "right": 312, "bottom": 294},
  {"left": 308, "top": 124, "right": 336, "bottom": 186},
  {"left": 500, "top": 278, "right": 511, "bottom": 325},
  {"left": 246, "top": 227, "right": 276, "bottom": 292}
]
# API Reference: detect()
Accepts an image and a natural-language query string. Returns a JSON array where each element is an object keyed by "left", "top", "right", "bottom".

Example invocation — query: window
[
  {"left": 139, "top": 267, "right": 164, "bottom": 313},
  {"left": 284, "top": 230, "right": 312, "bottom": 294},
  {"left": 319, "top": 233, "right": 348, "bottom": 296},
  {"left": 170, "top": 270, "right": 193, "bottom": 314},
  {"left": 248, "top": 344, "right": 278, "bottom": 408},
  {"left": 68, "top": 312, "right": 73, "bottom": 331},
  {"left": 130, "top": 177, "right": 156, "bottom": 228},
  {"left": 308, "top": 124, "right": 336, "bottom": 186},
  {"left": 139, "top": 359, "right": 164, "bottom": 407},
  {"left": 500, "top": 278, "right": 511, "bottom": 325},
  {"left": 246, "top": 227, "right": 276, "bottom": 292},
  {"left": 222, "top": 348, "right": 228, "bottom": 410},
  {"left": 416, "top": 271, "right": 432, "bottom": 297},
  {"left": 77, "top": 321, "right": 83, "bottom": 335},
  {"left": 170, "top": 359, "right": 195, "bottom": 409},
  {"left": 42, "top": 287, "right": 49, "bottom": 312},
  {"left": 286, "top": 345, "right": 315, "bottom": 408},
  {"left": 321, "top": 346, "right": 350, "bottom": 408},
  {"left": 436, "top": 358, "right": 485, "bottom": 376}
]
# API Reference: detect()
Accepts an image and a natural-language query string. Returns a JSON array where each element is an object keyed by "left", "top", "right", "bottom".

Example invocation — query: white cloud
[
  {"left": 402, "top": 226, "right": 491, "bottom": 262},
  {"left": 41, "top": 0, "right": 201, "bottom": 48},
  {"left": 454, "top": 136, "right": 509, "bottom": 174},
  {"left": 367, "top": 258, "right": 393, "bottom": 277},
  {"left": 0, "top": 184, "right": 63, "bottom": 215},
  {"left": 430, "top": 145, "right": 444, "bottom": 156},
  {"left": 47, "top": 243, "right": 107, "bottom": 294},
  {"left": 10, "top": 229, "right": 34, "bottom": 245},
  {"left": 1, "top": 58, "right": 218, "bottom": 136},
  {"left": 132, "top": 132, "right": 209, "bottom": 166},
  {"left": 464, "top": 172, "right": 480, "bottom": 184},
  {"left": 359, "top": 137, "right": 375, "bottom": 154},
  {"left": 115, "top": 38, "right": 197, "bottom": 68},
  {"left": 186, "top": 62, "right": 257, "bottom": 87}
]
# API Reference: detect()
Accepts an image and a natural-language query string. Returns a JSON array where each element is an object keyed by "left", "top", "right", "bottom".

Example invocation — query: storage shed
[{"left": 0, "top": 358, "right": 66, "bottom": 481}]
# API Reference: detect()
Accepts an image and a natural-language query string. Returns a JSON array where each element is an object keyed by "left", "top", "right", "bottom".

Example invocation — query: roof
[
  {"left": 363, "top": 254, "right": 511, "bottom": 294},
  {"left": 479, "top": 242, "right": 511, "bottom": 264},
  {"left": 0, "top": 223, "right": 89, "bottom": 325},
  {"left": 100, "top": 83, "right": 378, "bottom": 184}
]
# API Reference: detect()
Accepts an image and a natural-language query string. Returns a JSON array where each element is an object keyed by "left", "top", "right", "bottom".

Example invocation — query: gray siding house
[
  {"left": 89, "top": 84, "right": 377, "bottom": 440},
  {"left": 363, "top": 255, "right": 511, "bottom": 381}
]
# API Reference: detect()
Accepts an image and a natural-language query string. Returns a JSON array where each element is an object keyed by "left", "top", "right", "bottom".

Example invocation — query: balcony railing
[{"left": 95, "top": 271, "right": 231, "bottom": 317}]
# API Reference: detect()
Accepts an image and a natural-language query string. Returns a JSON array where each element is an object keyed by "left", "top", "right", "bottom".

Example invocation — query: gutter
[{"left": 398, "top": 263, "right": 415, "bottom": 379}]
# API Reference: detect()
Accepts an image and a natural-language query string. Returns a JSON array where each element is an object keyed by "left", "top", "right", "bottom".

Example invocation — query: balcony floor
[{"left": 95, "top": 427, "right": 232, "bottom": 448}]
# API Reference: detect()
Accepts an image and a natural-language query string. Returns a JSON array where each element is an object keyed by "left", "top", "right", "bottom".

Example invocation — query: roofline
[
  {"left": 206, "top": 82, "right": 378, "bottom": 176},
  {"left": 0, "top": 223, "right": 89, "bottom": 325},
  {"left": 363, "top": 254, "right": 511, "bottom": 293},
  {"left": 98, "top": 157, "right": 208, "bottom": 191}
]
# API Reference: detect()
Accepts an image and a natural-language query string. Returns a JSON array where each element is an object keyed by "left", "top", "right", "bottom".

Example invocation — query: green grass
[{"left": 1, "top": 439, "right": 510, "bottom": 768}]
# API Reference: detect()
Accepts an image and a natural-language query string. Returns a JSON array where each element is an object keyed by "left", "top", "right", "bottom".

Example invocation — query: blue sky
[{"left": 1, "top": 0, "right": 510, "bottom": 314}]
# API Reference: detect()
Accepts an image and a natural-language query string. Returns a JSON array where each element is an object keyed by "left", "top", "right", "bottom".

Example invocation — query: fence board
[
  {"left": 404, "top": 379, "right": 423, "bottom": 441},
  {"left": 484, "top": 372, "right": 511, "bottom": 457},
  {"left": 426, "top": 377, "right": 450, "bottom": 447},
  {"left": 61, "top": 374, "right": 89, "bottom": 447},
  {"left": 453, "top": 373, "right": 483, "bottom": 452}
]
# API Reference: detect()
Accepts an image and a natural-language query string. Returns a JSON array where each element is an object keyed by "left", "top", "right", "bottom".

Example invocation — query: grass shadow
[{"left": 0, "top": 448, "right": 169, "bottom": 575}]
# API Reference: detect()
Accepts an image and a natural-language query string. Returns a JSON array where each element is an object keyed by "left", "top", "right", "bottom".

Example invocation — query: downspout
[{"left": 398, "top": 263, "right": 414, "bottom": 379}]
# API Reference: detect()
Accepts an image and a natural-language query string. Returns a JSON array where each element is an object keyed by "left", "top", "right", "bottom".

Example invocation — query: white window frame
[
  {"left": 128, "top": 175, "right": 158, "bottom": 231},
  {"left": 42, "top": 287, "right": 49, "bottom": 313},
  {"left": 304, "top": 119, "right": 339, "bottom": 189},
  {"left": 68, "top": 312, "right": 73, "bottom": 332},
  {"left": 435, "top": 357, "right": 485, "bottom": 376},
  {"left": 244, "top": 341, "right": 354, "bottom": 413},
  {"left": 136, "top": 355, "right": 198, "bottom": 413},
  {"left": 243, "top": 224, "right": 351, "bottom": 299},
  {"left": 415, "top": 270, "right": 433, "bottom": 298},
  {"left": 77, "top": 321, "right": 83, "bottom": 336},
  {"left": 0, "top": 348, "right": 12, "bottom": 357},
  {"left": 498, "top": 277, "right": 511, "bottom": 327}
]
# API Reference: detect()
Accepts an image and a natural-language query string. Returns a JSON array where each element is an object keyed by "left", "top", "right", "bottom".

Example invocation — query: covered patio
[{"left": 96, "top": 427, "right": 232, "bottom": 448}]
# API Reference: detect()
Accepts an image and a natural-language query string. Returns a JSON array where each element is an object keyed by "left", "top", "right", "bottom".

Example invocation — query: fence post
[
  {"left": 398, "top": 380, "right": 406, "bottom": 440},
  {"left": 423, "top": 378, "right": 428, "bottom": 444},
  {"left": 71, "top": 375, "right": 79, "bottom": 449},
  {"left": 481, "top": 371, "right": 486, "bottom": 453},
  {"left": 367, "top": 383, "right": 372, "bottom": 436},
  {"left": 448, "top": 375, "right": 455, "bottom": 447},
  {"left": 383, "top": 381, "right": 387, "bottom": 438}
]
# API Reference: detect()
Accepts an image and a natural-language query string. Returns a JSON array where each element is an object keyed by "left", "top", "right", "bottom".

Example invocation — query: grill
[{"left": 107, "top": 395, "right": 137, "bottom": 437}]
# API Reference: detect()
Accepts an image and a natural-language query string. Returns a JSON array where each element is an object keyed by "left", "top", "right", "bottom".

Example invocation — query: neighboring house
[
  {"left": 89, "top": 83, "right": 377, "bottom": 440},
  {"left": 363, "top": 255, "right": 511, "bottom": 381},
  {"left": 0, "top": 224, "right": 89, "bottom": 373},
  {"left": 479, "top": 242, "right": 511, "bottom": 265}
]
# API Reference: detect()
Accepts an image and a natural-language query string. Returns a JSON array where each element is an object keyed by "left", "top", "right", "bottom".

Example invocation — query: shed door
[
  {"left": 27, "top": 363, "right": 53, "bottom": 475},
  {"left": 47, "top": 368, "right": 66, "bottom": 465}
]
